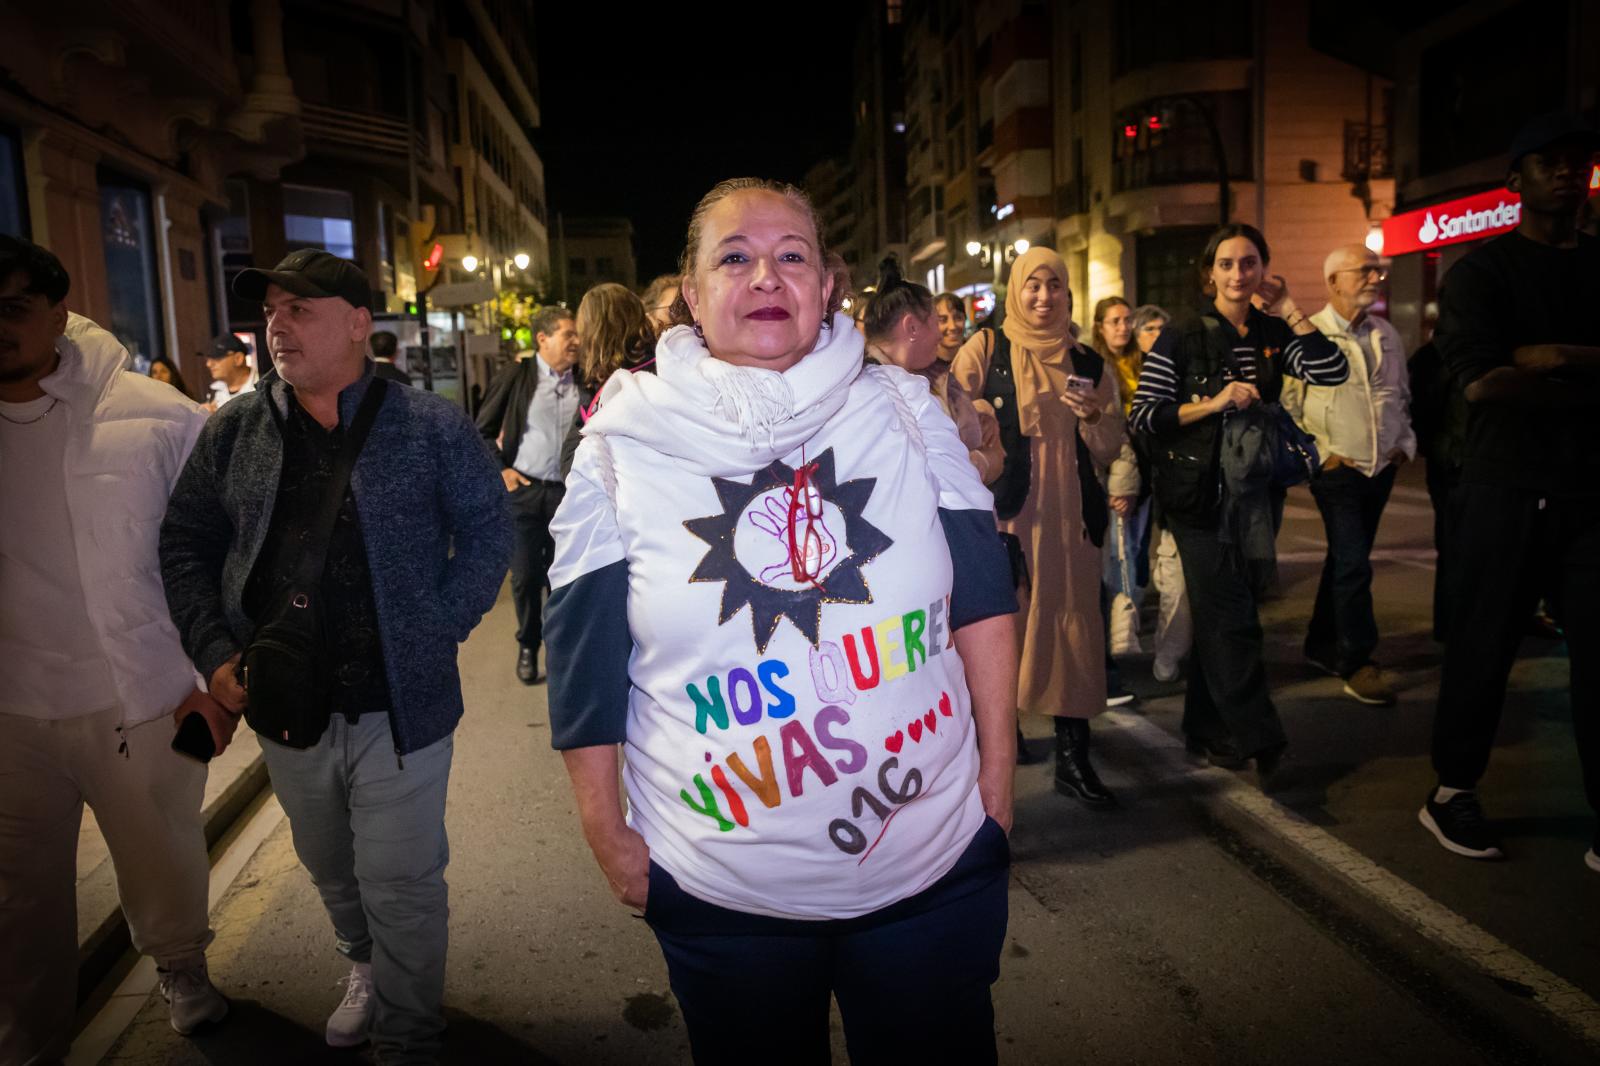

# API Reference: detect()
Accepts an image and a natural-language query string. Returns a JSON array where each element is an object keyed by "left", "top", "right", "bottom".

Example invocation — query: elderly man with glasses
[{"left": 1282, "top": 244, "right": 1416, "bottom": 707}]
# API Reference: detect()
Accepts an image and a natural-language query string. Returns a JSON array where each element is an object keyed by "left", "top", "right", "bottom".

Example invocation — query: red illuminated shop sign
[{"left": 1383, "top": 164, "right": 1600, "bottom": 256}]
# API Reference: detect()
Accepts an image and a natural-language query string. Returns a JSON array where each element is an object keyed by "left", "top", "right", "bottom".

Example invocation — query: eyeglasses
[
  {"left": 785, "top": 461, "right": 827, "bottom": 586},
  {"left": 1333, "top": 266, "right": 1388, "bottom": 281}
]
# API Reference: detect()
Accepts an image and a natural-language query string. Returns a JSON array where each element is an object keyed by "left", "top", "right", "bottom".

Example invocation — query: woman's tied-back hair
[
  {"left": 1198, "top": 222, "right": 1272, "bottom": 296},
  {"left": 667, "top": 178, "right": 846, "bottom": 328},
  {"left": 934, "top": 292, "right": 965, "bottom": 322},
  {"left": 576, "top": 282, "right": 655, "bottom": 389},
  {"left": 861, "top": 256, "right": 934, "bottom": 343},
  {"left": 1091, "top": 295, "right": 1133, "bottom": 358}
]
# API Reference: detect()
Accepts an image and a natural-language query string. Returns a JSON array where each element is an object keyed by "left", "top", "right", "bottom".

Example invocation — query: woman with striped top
[{"left": 1129, "top": 223, "right": 1348, "bottom": 783}]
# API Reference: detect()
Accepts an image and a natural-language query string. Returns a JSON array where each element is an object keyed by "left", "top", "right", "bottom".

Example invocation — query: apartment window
[
  {"left": 283, "top": 185, "right": 356, "bottom": 260},
  {"left": 568, "top": 256, "right": 585, "bottom": 277},
  {"left": 98, "top": 171, "right": 164, "bottom": 365},
  {"left": 1112, "top": 92, "right": 1252, "bottom": 193},
  {"left": 1, "top": 125, "right": 27, "bottom": 237},
  {"left": 220, "top": 180, "right": 251, "bottom": 254},
  {"left": 595, "top": 256, "right": 614, "bottom": 277}
]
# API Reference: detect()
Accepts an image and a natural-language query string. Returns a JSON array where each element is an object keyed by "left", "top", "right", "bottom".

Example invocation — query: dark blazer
[
  {"left": 476, "top": 356, "right": 592, "bottom": 475},
  {"left": 371, "top": 359, "right": 414, "bottom": 386},
  {"left": 159, "top": 365, "right": 513, "bottom": 754}
]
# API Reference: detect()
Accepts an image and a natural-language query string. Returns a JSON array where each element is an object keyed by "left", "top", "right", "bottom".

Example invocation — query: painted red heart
[
  {"left": 939, "top": 692, "right": 953, "bottom": 717},
  {"left": 908, "top": 718, "right": 924, "bottom": 743},
  {"left": 885, "top": 731, "right": 904, "bottom": 754},
  {"left": 924, "top": 709, "right": 937, "bottom": 734}
]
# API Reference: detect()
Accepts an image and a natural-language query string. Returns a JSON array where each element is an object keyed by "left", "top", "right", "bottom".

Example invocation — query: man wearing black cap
[
  {"left": 160, "top": 248, "right": 513, "bottom": 1061},
  {"left": 203, "top": 333, "right": 258, "bottom": 411},
  {"left": 1420, "top": 112, "right": 1600, "bottom": 873}
]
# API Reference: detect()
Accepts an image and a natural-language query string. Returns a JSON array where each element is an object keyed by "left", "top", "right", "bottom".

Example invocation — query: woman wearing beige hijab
[{"left": 952, "top": 248, "right": 1127, "bottom": 807}]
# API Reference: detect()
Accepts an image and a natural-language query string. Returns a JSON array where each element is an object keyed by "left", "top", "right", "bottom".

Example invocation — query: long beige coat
[{"left": 952, "top": 332, "right": 1126, "bottom": 719}]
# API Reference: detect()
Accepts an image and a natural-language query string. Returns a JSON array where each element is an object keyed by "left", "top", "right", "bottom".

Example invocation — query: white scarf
[{"left": 583, "top": 313, "right": 865, "bottom": 478}]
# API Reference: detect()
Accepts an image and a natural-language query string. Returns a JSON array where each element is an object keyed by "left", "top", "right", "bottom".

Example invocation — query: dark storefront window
[
  {"left": 1, "top": 125, "right": 27, "bottom": 237},
  {"left": 1114, "top": 0, "right": 1250, "bottom": 77},
  {"left": 1137, "top": 226, "right": 1213, "bottom": 325},
  {"left": 1418, "top": 1, "right": 1566, "bottom": 178},
  {"left": 1114, "top": 92, "right": 1252, "bottom": 194},
  {"left": 98, "top": 172, "right": 164, "bottom": 367}
]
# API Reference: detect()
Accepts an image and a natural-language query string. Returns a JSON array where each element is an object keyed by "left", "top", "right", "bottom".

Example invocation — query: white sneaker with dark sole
[
  {"left": 326, "top": 962, "right": 374, "bottom": 1048},
  {"left": 1418, "top": 792, "right": 1504, "bottom": 860}
]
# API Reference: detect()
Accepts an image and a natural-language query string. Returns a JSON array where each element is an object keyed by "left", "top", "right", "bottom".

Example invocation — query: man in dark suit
[
  {"left": 475, "top": 306, "right": 590, "bottom": 684},
  {"left": 369, "top": 331, "right": 413, "bottom": 386}
]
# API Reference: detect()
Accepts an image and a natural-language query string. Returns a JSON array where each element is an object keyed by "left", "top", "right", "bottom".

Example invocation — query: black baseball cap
[
  {"left": 1508, "top": 111, "right": 1599, "bottom": 169},
  {"left": 206, "top": 333, "right": 249, "bottom": 359},
  {"left": 233, "top": 248, "right": 372, "bottom": 310}
]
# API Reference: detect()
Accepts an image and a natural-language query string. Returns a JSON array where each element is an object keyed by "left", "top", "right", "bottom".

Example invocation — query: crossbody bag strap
[{"left": 289, "top": 379, "right": 389, "bottom": 593}]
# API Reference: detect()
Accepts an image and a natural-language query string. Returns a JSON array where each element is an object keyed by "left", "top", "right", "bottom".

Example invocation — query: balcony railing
[
  {"left": 302, "top": 104, "right": 427, "bottom": 160},
  {"left": 1343, "top": 121, "right": 1393, "bottom": 182}
]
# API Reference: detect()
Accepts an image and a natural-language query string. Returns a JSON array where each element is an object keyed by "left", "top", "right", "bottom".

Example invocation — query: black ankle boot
[{"left": 1054, "top": 718, "right": 1117, "bottom": 809}]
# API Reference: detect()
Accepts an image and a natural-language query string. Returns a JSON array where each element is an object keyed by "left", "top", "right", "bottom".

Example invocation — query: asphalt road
[{"left": 91, "top": 462, "right": 1596, "bottom": 1065}]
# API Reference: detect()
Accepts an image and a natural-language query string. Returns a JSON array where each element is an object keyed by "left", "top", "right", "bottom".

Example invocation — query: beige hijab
[{"left": 1001, "top": 246, "right": 1076, "bottom": 437}]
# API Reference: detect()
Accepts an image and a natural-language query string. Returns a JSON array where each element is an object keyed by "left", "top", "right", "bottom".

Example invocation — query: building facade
[
  {"left": 855, "top": 0, "right": 1399, "bottom": 332},
  {"left": 1, "top": 0, "right": 549, "bottom": 405}
]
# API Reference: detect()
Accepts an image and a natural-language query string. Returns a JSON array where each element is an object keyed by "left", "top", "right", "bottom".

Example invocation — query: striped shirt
[{"left": 1129, "top": 307, "right": 1348, "bottom": 437}]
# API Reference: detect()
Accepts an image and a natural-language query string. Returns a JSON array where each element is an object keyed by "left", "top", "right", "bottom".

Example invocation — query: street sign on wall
[{"left": 1382, "top": 164, "right": 1600, "bottom": 256}]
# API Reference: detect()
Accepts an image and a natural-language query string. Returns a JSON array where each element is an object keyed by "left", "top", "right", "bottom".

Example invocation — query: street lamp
[
  {"left": 513, "top": 252, "right": 531, "bottom": 271},
  {"left": 1013, "top": 238, "right": 1030, "bottom": 255},
  {"left": 965, "top": 240, "right": 983, "bottom": 257},
  {"left": 461, "top": 254, "right": 479, "bottom": 273}
]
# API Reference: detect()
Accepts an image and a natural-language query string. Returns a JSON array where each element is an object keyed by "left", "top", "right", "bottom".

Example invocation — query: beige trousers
[
  {"left": 0, "top": 707, "right": 212, "bottom": 1066},
  {"left": 1152, "top": 524, "right": 1193, "bottom": 667}
]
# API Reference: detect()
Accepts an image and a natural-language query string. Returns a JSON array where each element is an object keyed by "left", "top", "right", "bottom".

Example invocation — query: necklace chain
[{"left": 0, "top": 397, "right": 60, "bottom": 426}]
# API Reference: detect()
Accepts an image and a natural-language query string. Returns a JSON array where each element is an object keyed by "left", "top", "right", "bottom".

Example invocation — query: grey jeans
[{"left": 260, "top": 715, "right": 453, "bottom": 1065}]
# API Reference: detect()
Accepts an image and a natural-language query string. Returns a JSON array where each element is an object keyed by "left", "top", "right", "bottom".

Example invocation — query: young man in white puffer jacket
[{"left": 0, "top": 236, "right": 235, "bottom": 1062}]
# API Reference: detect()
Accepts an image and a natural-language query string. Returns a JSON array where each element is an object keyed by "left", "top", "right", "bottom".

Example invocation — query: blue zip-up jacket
[{"left": 159, "top": 363, "right": 513, "bottom": 755}]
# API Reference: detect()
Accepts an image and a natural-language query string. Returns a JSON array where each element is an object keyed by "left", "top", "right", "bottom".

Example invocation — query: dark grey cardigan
[{"left": 159, "top": 365, "right": 513, "bottom": 755}]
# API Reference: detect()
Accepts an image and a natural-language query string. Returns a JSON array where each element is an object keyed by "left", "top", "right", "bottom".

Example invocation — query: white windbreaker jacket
[{"left": 0, "top": 314, "right": 209, "bottom": 726}]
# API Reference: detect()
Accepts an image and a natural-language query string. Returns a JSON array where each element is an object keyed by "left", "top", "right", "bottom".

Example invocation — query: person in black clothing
[
  {"left": 1419, "top": 113, "right": 1600, "bottom": 871},
  {"left": 368, "top": 330, "right": 413, "bottom": 386},
  {"left": 475, "top": 306, "right": 591, "bottom": 684},
  {"left": 1129, "top": 223, "right": 1350, "bottom": 785}
]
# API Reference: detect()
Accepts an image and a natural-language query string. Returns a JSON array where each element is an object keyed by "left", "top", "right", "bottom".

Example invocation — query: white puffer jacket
[{"left": 22, "top": 315, "right": 209, "bottom": 726}]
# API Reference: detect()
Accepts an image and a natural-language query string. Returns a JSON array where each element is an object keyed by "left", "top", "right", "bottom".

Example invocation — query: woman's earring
[{"left": 692, "top": 321, "right": 705, "bottom": 340}]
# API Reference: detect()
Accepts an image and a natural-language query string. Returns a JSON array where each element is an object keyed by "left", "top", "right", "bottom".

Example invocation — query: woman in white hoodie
[{"left": 544, "top": 179, "right": 1020, "bottom": 1064}]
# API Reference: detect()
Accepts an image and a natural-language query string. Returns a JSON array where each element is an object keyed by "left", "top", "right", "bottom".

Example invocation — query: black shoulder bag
[{"left": 242, "top": 380, "right": 387, "bottom": 749}]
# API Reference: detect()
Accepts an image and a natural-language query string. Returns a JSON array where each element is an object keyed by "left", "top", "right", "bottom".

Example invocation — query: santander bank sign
[{"left": 1383, "top": 165, "right": 1600, "bottom": 257}]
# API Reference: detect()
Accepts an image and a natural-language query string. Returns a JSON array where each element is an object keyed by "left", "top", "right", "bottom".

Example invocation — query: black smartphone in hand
[{"left": 171, "top": 711, "right": 216, "bottom": 763}]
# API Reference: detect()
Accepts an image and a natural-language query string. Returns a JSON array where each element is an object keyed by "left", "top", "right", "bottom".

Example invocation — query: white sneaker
[
  {"left": 158, "top": 959, "right": 229, "bottom": 1035},
  {"left": 326, "top": 962, "right": 374, "bottom": 1047},
  {"left": 1586, "top": 848, "right": 1600, "bottom": 874},
  {"left": 1152, "top": 656, "right": 1181, "bottom": 683}
]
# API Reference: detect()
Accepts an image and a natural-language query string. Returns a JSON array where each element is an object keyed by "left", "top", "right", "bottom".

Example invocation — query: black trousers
[
  {"left": 646, "top": 818, "right": 1009, "bottom": 1066},
  {"left": 1432, "top": 485, "right": 1600, "bottom": 814},
  {"left": 1306, "top": 464, "right": 1398, "bottom": 676},
  {"left": 508, "top": 479, "right": 565, "bottom": 652},
  {"left": 1168, "top": 518, "right": 1286, "bottom": 757}
]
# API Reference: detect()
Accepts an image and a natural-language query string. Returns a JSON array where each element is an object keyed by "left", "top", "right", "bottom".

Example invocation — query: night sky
[{"left": 532, "top": 1, "right": 864, "bottom": 281}]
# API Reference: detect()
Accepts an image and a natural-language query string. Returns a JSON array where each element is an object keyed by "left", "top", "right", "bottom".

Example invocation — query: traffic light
[{"left": 411, "top": 220, "right": 444, "bottom": 295}]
